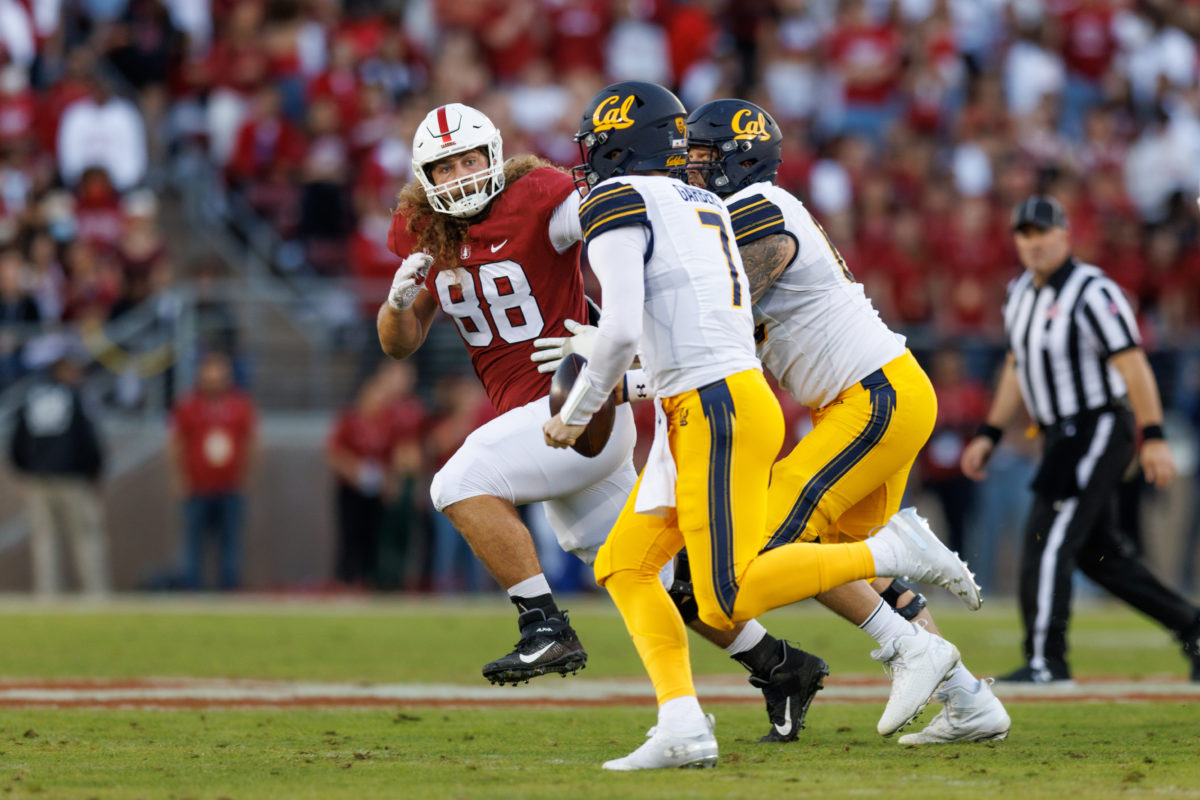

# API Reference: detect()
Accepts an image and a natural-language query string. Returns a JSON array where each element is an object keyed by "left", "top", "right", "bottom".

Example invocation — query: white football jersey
[
  {"left": 725, "top": 182, "right": 905, "bottom": 408},
  {"left": 580, "top": 175, "right": 761, "bottom": 398}
]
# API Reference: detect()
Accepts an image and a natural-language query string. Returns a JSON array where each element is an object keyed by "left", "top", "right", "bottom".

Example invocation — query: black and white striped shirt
[{"left": 1003, "top": 257, "right": 1140, "bottom": 427}]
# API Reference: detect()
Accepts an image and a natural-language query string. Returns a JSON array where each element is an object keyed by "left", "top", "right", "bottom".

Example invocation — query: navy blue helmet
[
  {"left": 685, "top": 99, "right": 782, "bottom": 196},
  {"left": 573, "top": 81, "right": 689, "bottom": 188}
]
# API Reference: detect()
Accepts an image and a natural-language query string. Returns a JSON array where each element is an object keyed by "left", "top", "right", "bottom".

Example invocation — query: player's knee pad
[
  {"left": 668, "top": 577, "right": 699, "bottom": 625},
  {"left": 880, "top": 578, "right": 927, "bottom": 621}
]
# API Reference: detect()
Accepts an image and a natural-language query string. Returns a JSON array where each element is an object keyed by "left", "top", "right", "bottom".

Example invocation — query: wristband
[
  {"left": 976, "top": 424, "right": 1003, "bottom": 445},
  {"left": 625, "top": 368, "right": 650, "bottom": 401},
  {"left": 1141, "top": 424, "right": 1165, "bottom": 442}
]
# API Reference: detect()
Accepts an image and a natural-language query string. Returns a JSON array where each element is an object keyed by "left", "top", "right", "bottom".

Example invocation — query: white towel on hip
[{"left": 634, "top": 398, "right": 677, "bottom": 517}]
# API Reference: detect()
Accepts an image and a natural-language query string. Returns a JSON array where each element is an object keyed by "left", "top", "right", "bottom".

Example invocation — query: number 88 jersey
[{"left": 387, "top": 167, "right": 588, "bottom": 414}]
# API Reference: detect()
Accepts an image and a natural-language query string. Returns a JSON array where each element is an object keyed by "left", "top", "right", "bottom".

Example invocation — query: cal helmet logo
[
  {"left": 666, "top": 154, "right": 687, "bottom": 166},
  {"left": 731, "top": 109, "right": 771, "bottom": 141},
  {"left": 593, "top": 95, "right": 637, "bottom": 132}
]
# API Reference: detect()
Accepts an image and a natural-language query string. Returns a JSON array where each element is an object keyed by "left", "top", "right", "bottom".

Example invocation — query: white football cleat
[
  {"left": 602, "top": 715, "right": 718, "bottom": 771},
  {"left": 875, "top": 508, "right": 982, "bottom": 610},
  {"left": 898, "top": 677, "right": 1011, "bottom": 744},
  {"left": 873, "top": 621, "right": 961, "bottom": 737}
]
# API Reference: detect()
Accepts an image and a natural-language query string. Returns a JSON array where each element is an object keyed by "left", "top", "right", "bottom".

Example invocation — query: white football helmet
[{"left": 412, "top": 103, "right": 505, "bottom": 218}]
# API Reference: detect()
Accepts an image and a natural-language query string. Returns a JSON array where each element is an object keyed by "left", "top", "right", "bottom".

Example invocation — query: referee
[{"left": 961, "top": 195, "right": 1200, "bottom": 684}]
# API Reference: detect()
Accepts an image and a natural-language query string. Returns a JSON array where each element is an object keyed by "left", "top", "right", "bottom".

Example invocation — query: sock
[
  {"left": 727, "top": 624, "right": 781, "bottom": 675},
  {"left": 658, "top": 695, "right": 707, "bottom": 733},
  {"left": 507, "top": 574, "right": 557, "bottom": 617},
  {"left": 725, "top": 619, "right": 769, "bottom": 656},
  {"left": 942, "top": 662, "right": 979, "bottom": 693},
  {"left": 860, "top": 599, "right": 913, "bottom": 647},
  {"left": 864, "top": 535, "right": 901, "bottom": 576}
]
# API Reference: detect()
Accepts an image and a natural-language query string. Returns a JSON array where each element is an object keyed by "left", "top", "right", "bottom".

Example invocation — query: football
[{"left": 548, "top": 353, "right": 616, "bottom": 458}]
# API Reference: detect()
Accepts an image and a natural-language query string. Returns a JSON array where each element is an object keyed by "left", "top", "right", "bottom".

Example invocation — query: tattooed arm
[{"left": 739, "top": 233, "right": 797, "bottom": 304}]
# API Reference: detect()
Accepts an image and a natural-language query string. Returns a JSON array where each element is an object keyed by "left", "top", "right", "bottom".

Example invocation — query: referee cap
[{"left": 1011, "top": 195, "right": 1067, "bottom": 232}]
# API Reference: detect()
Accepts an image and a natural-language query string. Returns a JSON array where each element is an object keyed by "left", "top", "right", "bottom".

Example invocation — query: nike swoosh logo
[
  {"left": 774, "top": 697, "right": 792, "bottom": 736},
  {"left": 490, "top": 240, "right": 508, "bottom": 253},
  {"left": 519, "top": 643, "right": 555, "bottom": 664}
]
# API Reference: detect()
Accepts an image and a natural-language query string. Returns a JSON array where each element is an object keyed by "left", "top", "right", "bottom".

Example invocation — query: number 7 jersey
[
  {"left": 579, "top": 175, "right": 760, "bottom": 397},
  {"left": 386, "top": 167, "right": 588, "bottom": 414}
]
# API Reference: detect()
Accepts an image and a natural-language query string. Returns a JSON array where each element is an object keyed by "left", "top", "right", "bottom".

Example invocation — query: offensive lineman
[
  {"left": 682, "top": 99, "right": 1009, "bottom": 745},
  {"left": 543, "top": 81, "right": 982, "bottom": 769}
]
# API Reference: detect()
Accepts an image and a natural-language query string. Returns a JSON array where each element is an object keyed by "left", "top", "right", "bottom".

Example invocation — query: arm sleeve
[
  {"left": 558, "top": 226, "right": 648, "bottom": 425},
  {"left": 548, "top": 191, "right": 582, "bottom": 253},
  {"left": 1078, "top": 277, "right": 1140, "bottom": 358},
  {"left": 727, "top": 193, "right": 787, "bottom": 246}
]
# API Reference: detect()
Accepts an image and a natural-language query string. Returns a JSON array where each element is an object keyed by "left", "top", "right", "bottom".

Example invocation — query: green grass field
[{"left": 0, "top": 595, "right": 1198, "bottom": 799}]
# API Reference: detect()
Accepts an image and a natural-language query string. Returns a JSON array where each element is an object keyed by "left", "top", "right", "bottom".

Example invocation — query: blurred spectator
[
  {"left": 8, "top": 356, "right": 108, "bottom": 597},
  {"left": 0, "top": 247, "right": 40, "bottom": 389},
  {"left": 374, "top": 360, "right": 428, "bottom": 590},
  {"left": 1055, "top": 0, "right": 1118, "bottom": 141},
  {"left": 56, "top": 76, "right": 148, "bottom": 192},
  {"left": 606, "top": 0, "right": 671, "bottom": 85},
  {"left": 545, "top": 0, "right": 609, "bottom": 77},
  {"left": 167, "top": 350, "right": 257, "bottom": 590},
  {"left": 825, "top": 0, "right": 904, "bottom": 143},
  {"left": 425, "top": 373, "right": 493, "bottom": 593},
  {"left": 74, "top": 168, "right": 125, "bottom": 250},
  {"left": 0, "top": 66, "right": 34, "bottom": 153},
  {"left": 113, "top": 189, "right": 171, "bottom": 303},
  {"left": 298, "top": 97, "right": 353, "bottom": 273},
  {"left": 326, "top": 368, "right": 402, "bottom": 588},
  {"left": 225, "top": 83, "right": 306, "bottom": 188},
  {"left": 918, "top": 345, "right": 989, "bottom": 557},
  {"left": 1003, "top": 25, "right": 1064, "bottom": 121},
  {"left": 1122, "top": 5, "right": 1197, "bottom": 116},
  {"left": 60, "top": 239, "right": 119, "bottom": 324},
  {"left": 0, "top": 0, "right": 36, "bottom": 68}
]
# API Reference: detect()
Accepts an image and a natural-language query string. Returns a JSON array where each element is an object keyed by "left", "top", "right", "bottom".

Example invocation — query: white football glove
[
  {"left": 387, "top": 252, "right": 433, "bottom": 311},
  {"left": 531, "top": 319, "right": 597, "bottom": 373}
]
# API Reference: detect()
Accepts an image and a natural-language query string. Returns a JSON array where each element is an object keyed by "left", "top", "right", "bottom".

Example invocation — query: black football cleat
[
  {"left": 749, "top": 641, "right": 829, "bottom": 742},
  {"left": 482, "top": 608, "right": 588, "bottom": 685}
]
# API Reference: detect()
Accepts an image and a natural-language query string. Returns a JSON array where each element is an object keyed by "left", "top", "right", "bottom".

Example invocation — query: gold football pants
[{"left": 762, "top": 350, "right": 937, "bottom": 549}]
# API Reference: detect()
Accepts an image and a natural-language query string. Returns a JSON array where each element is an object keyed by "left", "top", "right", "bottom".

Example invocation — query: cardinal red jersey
[
  {"left": 171, "top": 390, "right": 257, "bottom": 495},
  {"left": 387, "top": 167, "right": 586, "bottom": 414}
]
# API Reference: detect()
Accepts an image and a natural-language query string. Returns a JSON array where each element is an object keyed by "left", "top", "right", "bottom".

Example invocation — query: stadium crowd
[{"left": 2, "top": 0, "right": 1200, "bottom": 593}]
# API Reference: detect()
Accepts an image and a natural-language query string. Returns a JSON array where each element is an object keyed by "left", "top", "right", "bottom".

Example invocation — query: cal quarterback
[{"left": 543, "top": 81, "right": 983, "bottom": 770}]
